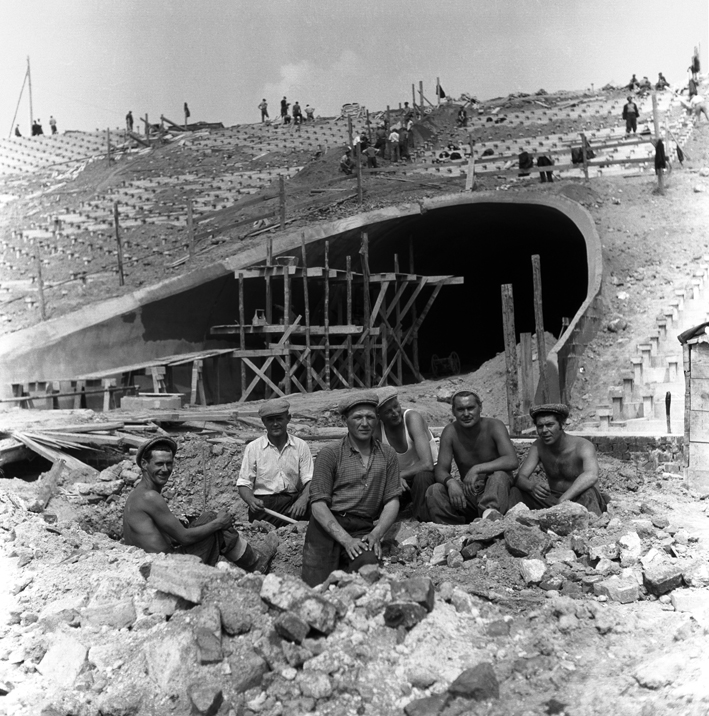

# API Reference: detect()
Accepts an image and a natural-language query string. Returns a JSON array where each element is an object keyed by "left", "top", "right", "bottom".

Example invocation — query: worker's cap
[
  {"left": 450, "top": 387, "right": 482, "bottom": 406},
  {"left": 529, "top": 403, "right": 570, "bottom": 421},
  {"left": 339, "top": 391, "right": 379, "bottom": 416},
  {"left": 136, "top": 436, "right": 177, "bottom": 466},
  {"left": 376, "top": 386, "right": 399, "bottom": 410},
  {"left": 258, "top": 398, "right": 291, "bottom": 418}
]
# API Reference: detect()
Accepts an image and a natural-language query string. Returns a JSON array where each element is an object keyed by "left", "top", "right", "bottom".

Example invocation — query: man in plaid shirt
[{"left": 301, "top": 391, "right": 402, "bottom": 586}]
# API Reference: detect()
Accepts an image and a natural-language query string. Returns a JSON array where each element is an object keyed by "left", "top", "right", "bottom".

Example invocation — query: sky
[{"left": 0, "top": 0, "right": 707, "bottom": 135}]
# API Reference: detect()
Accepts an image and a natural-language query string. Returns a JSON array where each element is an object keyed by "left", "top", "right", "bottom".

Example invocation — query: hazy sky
[{"left": 1, "top": 0, "right": 706, "bottom": 135}]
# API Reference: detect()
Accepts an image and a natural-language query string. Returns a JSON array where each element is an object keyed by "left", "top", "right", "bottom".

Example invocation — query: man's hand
[
  {"left": 447, "top": 479, "right": 466, "bottom": 511},
  {"left": 214, "top": 509, "right": 233, "bottom": 529},
  {"left": 531, "top": 480, "right": 550, "bottom": 502},
  {"left": 462, "top": 466, "right": 486, "bottom": 499},
  {"left": 363, "top": 531, "right": 383, "bottom": 559},
  {"left": 400, "top": 477, "right": 410, "bottom": 492},
  {"left": 342, "top": 535, "right": 369, "bottom": 561},
  {"left": 247, "top": 496, "right": 264, "bottom": 512},
  {"left": 289, "top": 495, "right": 308, "bottom": 519}
]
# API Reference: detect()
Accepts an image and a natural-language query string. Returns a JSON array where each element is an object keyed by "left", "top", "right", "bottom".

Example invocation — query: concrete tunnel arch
[{"left": 0, "top": 192, "right": 603, "bottom": 405}]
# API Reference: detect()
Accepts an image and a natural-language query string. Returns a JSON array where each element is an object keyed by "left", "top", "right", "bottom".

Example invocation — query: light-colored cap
[
  {"left": 339, "top": 391, "right": 379, "bottom": 415},
  {"left": 258, "top": 398, "right": 291, "bottom": 418},
  {"left": 376, "top": 386, "right": 399, "bottom": 409}
]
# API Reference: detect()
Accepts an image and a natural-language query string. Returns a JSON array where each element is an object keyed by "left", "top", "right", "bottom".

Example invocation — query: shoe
[
  {"left": 251, "top": 532, "right": 279, "bottom": 574},
  {"left": 482, "top": 508, "right": 503, "bottom": 522}
]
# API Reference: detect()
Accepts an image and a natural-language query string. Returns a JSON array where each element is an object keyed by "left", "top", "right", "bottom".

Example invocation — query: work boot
[
  {"left": 482, "top": 508, "right": 503, "bottom": 522},
  {"left": 235, "top": 533, "right": 279, "bottom": 574}
]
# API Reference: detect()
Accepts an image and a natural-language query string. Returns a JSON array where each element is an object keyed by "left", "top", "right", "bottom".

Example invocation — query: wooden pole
[
  {"left": 520, "top": 332, "right": 534, "bottom": 416},
  {"left": 27, "top": 56, "right": 33, "bottom": 134},
  {"left": 419, "top": 81, "right": 424, "bottom": 114},
  {"left": 348, "top": 116, "right": 362, "bottom": 204},
  {"left": 532, "top": 254, "right": 548, "bottom": 402},
  {"left": 265, "top": 234, "right": 273, "bottom": 324},
  {"left": 386, "top": 105, "right": 390, "bottom": 129},
  {"left": 652, "top": 92, "right": 664, "bottom": 195},
  {"left": 106, "top": 128, "right": 111, "bottom": 166},
  {"left": 324, "top": 241, "right": 331, "bottom": 390},
  {"left": 34, "top": 240, "right": 46, "bottom": 321},
  {"left": 361, "top": 232, "right": 372, "bottom": 387},
  {"left": 144, "top": 114, "right": 149, "bottom": 140},
  {"left": 436, "top": 77, "right": 441, "bottom": 107},
  {"left": 501, "top": 284, "right": 521, "bottom": 434},
  {"left": 346, "top": 255, "right": 354, "bottom": 386},
  {"left": 465, "top": 135, "right": 475, "bottom": 191},
  {"left": 665, "top": 391, "right": 672, "bottom": 434},
  {"left": 187, "top": 196, "right": 194, "bottom": 261},
  {"left": 412, "top": 84, "right": 417, "bottom": 117},
  {"left": 394, "top": 254, "right": 402, "bottom": 384},
  {"left": 366, "top": 109, "right": 371, "bottom": 143},
  {"left": 683, "top": 344, "right": 691, "bottom": 467},
  {"left": 279, "top": 175, "right": 286, "bottom": 229},
  {"left": 113, "top": 201, "right": 125, "bottom": 287},
  {"left": 409, "top": 237, "right": 419, "bottom": 376},
  {"left": 283, "top": 263, "right": 292, "bottom": 395},
  {"left": 238, "top": 273, "right": 246, "bottom": 398},
  {"left": 580, "top": 133, "right": 589, "bottom": 180},
  {"left": 300, "top": 235, "right": 313, "bottom": 393}
]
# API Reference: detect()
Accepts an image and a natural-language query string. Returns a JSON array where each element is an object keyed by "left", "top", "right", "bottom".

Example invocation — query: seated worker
[
  {"left": 426, "top": 388, "right": 518, "bottom": 524},
  {"left": 123, "top": 437, "right": 276, "bottom": 572},
  {"left": 638, "top": 76, "right": 652, "bottom": 91},
  {"left": 376, "top": 387, "right": 437, "bottom": 521},
  {"left": 301, "top": 391, "right": 401, "bottom": 587},
  {"left": 340, "top": 148, "right": 355, "bottom": 175},
  {"left": 237, "top": 398, "right": 313, "bottom": 527},
  {"left": 656, "top": 73, "right": 670, "bottom": 90},
  {"left": 456, "top": 108, "right": 468, "bottom": 127},
  {"left": 510, "top": 404, "right": 607, "bottom": 516},
  {"left": 627, "top": 74, "right": 640, "bottom": 90}
]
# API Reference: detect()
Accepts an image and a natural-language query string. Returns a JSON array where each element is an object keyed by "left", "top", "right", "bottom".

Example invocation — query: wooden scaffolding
[{"left": 210, "top": 233, "right": 463, "bottom": 402}]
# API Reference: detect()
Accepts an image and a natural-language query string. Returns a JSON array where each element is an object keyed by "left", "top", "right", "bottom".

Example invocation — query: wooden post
[
  {"left": 144, "top": 114, "right": 149, "bottom": 139},
  {"left": 501, "top": 284, "right": 521, "bottom": 434},
  {"left": 348, "top": 116, "right": 362, "bottom": 203},
  {"left": 324, "top": 241, "right": 331, "bottom": 390},
  {"left": 300, "top": 235, "right": 313, "bottom": 393},
  {"left": 113, "top": 201, "right": 125, "bottom": 287},
  {"left": 520, "top": 332, "right": 534, "bottom": 416},
  {"left": 33, "top": 240, "right": 46, "bottom": 321},
  {"left": 279, "top": 175, "right": 286, "bottom": 229},
  {"left": 346, "top": 255, "right": 354, "bottom": 386},
  {"left": 106, "top": 128, "right": 111, "bottom": 166},
  {"left": 238, "top": 272, "right": 246, "bottom": 399},
  {"left": 386, "top": 105, "right": 390, "bottom": 129},
  {"left": 436, "top": 77, "right": 441, "bottom": 107},
  {"left": 465, "top": 135, "right": 475, "bottom": 191},
  {"left": 394, "top": 254, "right": 402, "bottom": 384},
  {"left": 366, "top": 109, "right": 371, "bottom": 143},
  {"left": 265, "top": 234, "right": 273, "bottom": 324},
  {"left": 412, "top": 84, "right": 417, "bottom": 117},
  {"left": 532, "top": 254, "right": 548, "bottom": 402},
  {"left": 187, "top": 196, "right": 194, "bottom": 261},
  {"left": 361, "top": 232, "right": 372, "bottom": 387},
  {"left": 283, "top": 262, "right": 292, "bottom": 395},
  {"left": 580, "top": 133, "right": 589, "bottom": 179},
  {"left": 665, "top": 391, "right": 672, "bottom": 434},
  {"left": 409, "top": 237, "right": 420, "bottom": 376},
  {"left": 419, "top": 82, "right": 424, "bottom": 114},
  {"left": 683, "top": 344, "right": 691, "bottom": 467},
  {"left": 652, "top": 92, "right": 664, "bottom": 195}
]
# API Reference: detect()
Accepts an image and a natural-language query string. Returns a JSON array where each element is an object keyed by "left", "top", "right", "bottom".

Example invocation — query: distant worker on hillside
[
  {"left": 690, "top": 47, "right": 701, "bottom": 81},
  {"left": 627, "top": 74, "right": 640, "bottom": 90},
  {"left": 292, "top": 101, "right": 302, "bottom": 125},
  {"left": 688, "top": 75, "right": 698, "bottom": 98},
  {"left": 126, "top": 111, "right": 134, "bottom": 132},
  {"left": 280, "top": 96, "right": 289, "bottom": 119},
  {"left": 403, "top": 101, "right": 414, "bottom": 123},
  {"left": 305, "top": 104, "right": 315, "bottom": 121},
  {"left": 509, "top": 404, "right": 607, "bottom": 516},
  {"left": 457, "top": 107, "right": 468, "bottom": 127},
  {"left": 638, "top": 76, "right": 652, "bottom": 92},
  {"left": 398, "top": 126, "right": 411, "bottom": 161},
  {"left": 49, "top": 116, "right": 57, "bottom": 135},
  {"left": 363, "top": 144, "right": 378, "bottom": 168},
  {"left": 688, "top": 93, "right": 709, "bottom": 123},
  {"left": 656, "top": 73, "right": 670, "bottom": 90},
  {"left": 183, "top": 102, "right": 191, "bottom": 128},
  {"left": 340, "top": 147, "right": 355, "bottom": 174},
  {"left": 388, "top": 126, "right": 400, "bottom": 162},
  {"left": 258, "top": 99, "right": 269, "bottom": 122},
  {"left": 622, "top": 95, "right": 640, "bottom": 135},
  {"left": 14, "top": 125, "right": 21, "bottom": 137}
]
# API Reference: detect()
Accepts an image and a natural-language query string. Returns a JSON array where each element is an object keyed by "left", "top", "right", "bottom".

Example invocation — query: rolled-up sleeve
[
  {"left": 382, "top": 446, "right": 402, "bottom": 504},
  {"left": 309, "top": 444, "right": 337, "bottom": 505},
  {"left": 236, "top": 440, "right": 258, "bottom": 489},
  {"left": 298, "top": 440, "right": 314, "bottom": 486}
]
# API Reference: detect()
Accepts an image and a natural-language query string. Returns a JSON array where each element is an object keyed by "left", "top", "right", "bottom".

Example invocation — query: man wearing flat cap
[
  {"left": 123, "top": 436, "right": 276, "bottom": 572},
  {"left": 427, "top": 387, "right": 518, "bottom": 524},
  {"left": 510, "top": 404, "right": 607, "bottom": 516},
  {"left": 301, "top": 391, "right": 402, "bottom": 587},
  {"left": 376, "top": 386, "right": 438, "bottom": 521},
  {"left": 237, "top": 398, "right": 313, "bottom": 527}
]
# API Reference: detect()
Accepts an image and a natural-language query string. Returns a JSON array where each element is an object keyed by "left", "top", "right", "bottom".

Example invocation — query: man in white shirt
[{"left": 237, "top": 399, "right": 313, "bottom": 526}]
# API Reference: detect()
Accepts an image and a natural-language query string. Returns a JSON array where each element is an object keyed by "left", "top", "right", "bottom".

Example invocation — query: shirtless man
[
  {"left": 426, "top": 388, "right": 518, "bottom": 524},
  {"left": 123, "top": 436, "right": 276, "bottom": 572},
  {"left": 509, "top": 404, "right": 607, "bottom": 516},
  {"left": 376, "top": 387, "right": 437, "bottom": 521}
]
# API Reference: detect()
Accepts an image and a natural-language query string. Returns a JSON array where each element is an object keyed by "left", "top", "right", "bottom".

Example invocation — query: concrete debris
[
  {"left": 536, "top": 501, "right": 591, "bottom": 535},
  {"left": 504, "top": 522, "right": 551, "bottom": 557},
  {"left": 448, "top": 662, "right": 500, "bottom": 700},
  {"left": 520, "top": 559, "right": 547, "bottom": 584},
  {"left": 594, "top": 576, "right": 639, "bottom": 603},
  {"left": 643, "top": 562, "right": 684, "bottom": 596}
]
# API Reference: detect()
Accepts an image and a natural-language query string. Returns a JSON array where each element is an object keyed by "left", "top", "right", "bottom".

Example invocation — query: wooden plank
[
  {"left": 501, "top": 284, "right": 521, "bottom": 433},
  {"left": 37, "top": 432, "right": 125, "bottom": 446},
  {"left": 532, "top": 254, "right": 548, "bottom": 402},
  {"left": 324, "top": 241, "right": 331, "bottom": 390},
  {"left": 12, "top": 432, "right": 98, "bottom": 476},
  {"left": 520, "top": 332, "right": 534, "bottom": 415},
  {"left": 361, "top": 232, "right": 371, "bottom": 387},
  {"left": 190, "top": 359, "right": 205, "bottom": 405},
  {"left": 409, "top": 238, "right": 419, "bottom": 377},
  {"left": 346, "top": 255, "right": 354, "bottom": 387},
  {"left": 28, "top": 460, "right": 66, "bottom": 513},
  {"left": 301, "top": 234, "right": 313, "bottom": 393},
  {"left": 42, "top": 422, "right": 126, "bottom": 433},
  {"left": 232, "top": 348, "right": 289, "bottom": 358},
  {"left": 238, "top": 273, "right": 246, "bottom": 400}
]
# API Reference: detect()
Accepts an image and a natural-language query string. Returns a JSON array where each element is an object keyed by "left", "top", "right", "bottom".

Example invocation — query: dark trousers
[
  {"left": 248, "top": 492, "right": 309, "bottom": 527},
  {"left": 625, "top": 116, "right": 637, "bottom": 134},
  {"left": 176, "top": 511, "right": 240, "bottom": 567},
  {"left": 425, "top": 471, "right": 513, "bottom": 524},
  {"left": 508, "top": 485, "right": 607, "bottom": 517},
  {"left": 401, "top": 470, "right": 435, "bottom": 521},
  {"left": 301, "top": 513, "right": 378, "bottom": 587}
]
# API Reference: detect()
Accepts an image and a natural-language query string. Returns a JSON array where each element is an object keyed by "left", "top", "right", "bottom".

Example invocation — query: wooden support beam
[
  {"left": 102, "top": 379, "right": 116, "bottom": 412},
  {"left": 501, "top": 284, "right": 521, "bottom": 434},
  {"left": 361, "top": 232, "right": 372, "bottom": 387},
  {"left": 150, "top": 366, "right": 166, "bottom": 393},
  {"left": 301, "top": 234, "right": 313, "bottom": 393},
  {"left": 346, "top": 255, "right": 354, "bottom": 387},
  {"left": 324, "top": 241, "right": 331, "bottom": 390},
  {"left": 34, "top": 240, "right": 46, "bottom": 321},
  {"left": 532, "top": 254, "right": 548, "bottom": 402},
  {"left": 520, "top": 332, "right": 534, "bottom": 416},
  {"left": 187, "top": 196, "right": 194, "bottom": 261},
  {"left": 190, "top": 359, "right": 206, "bottom": 405},
  {"left": 238, "top": 273, "right": 246, "bottom": 400},
  {"left": 409, "top": 238, "right": 420, "bottom": 376},
  {"left": 279, "top": 175, "right": 286, "bottom": 229},
  {"left": 113, "top": 201, "right": 125, "bottom": 287}
]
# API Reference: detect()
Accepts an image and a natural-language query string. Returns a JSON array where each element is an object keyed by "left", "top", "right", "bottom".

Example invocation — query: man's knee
[
  {"left": 426, "top": 482, "right": 448, "bottom": 505},
  {"left": 486, "top": 471, "right": 512, "bottom": 489}
]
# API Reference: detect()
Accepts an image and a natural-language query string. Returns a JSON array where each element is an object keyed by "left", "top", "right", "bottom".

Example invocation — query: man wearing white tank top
[{"left": 376, "top": 387, "right": 438, "bottom": 521}]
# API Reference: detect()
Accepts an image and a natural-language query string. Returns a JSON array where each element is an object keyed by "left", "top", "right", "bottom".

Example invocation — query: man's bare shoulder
[
  {"left": 125, "top": 485, "right": 167, "bottom": 512},
  {"left": 481, "top": 416, "right": 510, "bottom": 434},
  {"left": 564, "top": 433, "right": 596, "bottom": 453},
  {"left": 440, "top": 423, "right": 457, "bottom": 440}
]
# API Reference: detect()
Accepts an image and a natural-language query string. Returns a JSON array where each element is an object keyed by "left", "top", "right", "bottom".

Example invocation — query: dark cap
[
  {"left": 339, "top": 391, "right": 379, "bottom": 415},
  {"left": 258, "top": 398, "right": 290, "bottom": 418},
  {"left": 136, "top": 436, "right": 177, "bottom": 466},
  {"left": 529, "top": 403, "right": 570, "bottom": 421}
]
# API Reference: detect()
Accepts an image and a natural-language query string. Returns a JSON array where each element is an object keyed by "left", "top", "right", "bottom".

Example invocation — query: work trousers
[
  {"left": 625, "top": 116, "right": 637, "bottom": 134},
  {"left": 175, "top": 511, "right": 240, "bottom": 567},
  {"left": 389, "top": 141, "right": 400, "bottom": 162},
  {"left": 400, "top": 470, "right": 435, "bottom": 521},
  {"left": 508, "top": 485, "right": 607, "bottom": 517},
  {"left": 248, "top": 491, "right": 309, "bottom": 527}
]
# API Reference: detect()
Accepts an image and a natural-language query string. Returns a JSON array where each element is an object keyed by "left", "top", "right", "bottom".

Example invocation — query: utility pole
[{"left": 27, "top": 56, "right": 33, "bottom": 132}]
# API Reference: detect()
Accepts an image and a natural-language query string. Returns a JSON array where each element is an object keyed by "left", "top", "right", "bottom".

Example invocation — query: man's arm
[
  {"left": 311, "top": 500, "right": 368, "bottom": 560},
  {"left": 513, "top": 442, "right": 549, "bottom": 501},
  {"left": 363, "top": 498, "right": 400, "bottom": 558},
  {"left": 434, "top": 425, "right": 466, "bottom": 511},
  {"left": 398, "top": 411, "right": 435, "bottom": 479},
  {"left": 558, "top": 441, "right": 599, "bottom": 502},
  {"left": 462, "top": 419, "right": 519, "bottom": 497},
  {"left": 143, "top": 493, "right": 232, "bottom": 546},
  {"left": 236, "top": 443, "right": 263, "bottom": 512},
  {"left": 289, "top": 482, "right": 310, "bottom": 518}
]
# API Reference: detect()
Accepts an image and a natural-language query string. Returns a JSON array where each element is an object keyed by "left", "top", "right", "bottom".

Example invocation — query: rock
[
  {"left": 486, "top": 619, "right": 511, "bottom": 637},
  {"left": 81, "top": 598, "right": 137, "bottom": 629},
  {"left": 37, "top": 632, "right": 87, "bottom": 688},
  {"left": 437, "top": 581, "right": 454, "bottom": 601},
  {"left": 447, "top": 550, "right": 464, "bottom": 568},
  {"left": 618, "top": 532, "right": 642, "bottom": 567},
  {"left": 148, "top": 556, "right": 225, "bottom": 604},
  {"left": 589, "top": 542, "right": 619, "bottom": 561},
  {"left": 260, "top": 574, "right": 312, "bottom": 610},
  {"left": 358, "top": 564, "right": 381, "bottom": 583},
  {"left": 631, "top": 519, "right": 655, "bottom": 538},
  {"left": 143, "top": 624, "right": 198, "bottom": 694},
  {"left": 292, "top": 595, "right": 337, "bottom": 635},
  {"left": 282, "top": 641, "right": 312, "bottom": 668},
  {"left": 448, "top": 662, "right": 499, "bottom": 701},
  {"left": 404, "top": 693, "right": 449, "bottom": 716},
  {"left": 504, "top": 523, "right": 550, "bottom": 557},
  {"left": 643, "top": 562, "right": 684, "bottom": 596},
  {"left": 390, "top": 576, "right": 435, "bottom": 612},
  {"left": 545, "top": 548, "right": 577, "bottom": 565},
  {"left": 694, "top": 185, "right": 705, "bottom": 193},
  {"left": 148, "top": 591, "right": 186, "bottom": 617},
  {"left": 700, "top": 167, "right": 709, "bottom": 177},
  {"left": 74, "top": 479, "right": 124, "bottom": 496},
  {"left": 461, "top": 541, "right": 483, "bottom": 560},
  {"left": 450, "top": 588, "right": 479, "bottom": 615},
  {"left": 633, "top": 653, "right": 685, "bottom": 689},
  {"left": 407, "top": 668, "right": 437, "bottom": 689},
  {"left": 297, "top": 670, "right": 333, "bottom": 700},
  {"left": 384, "top": 602, "right": 428, "bottom": 629},
  {"left": 674, "top": 529, "right": 689, "bottom": 546},
  {"left": 640, "top": 547, "right": 661, "bottom": 568},
  {"left": 213, "top": 585, "right": 264, "bottom": 635},
  {"left": 651, "top": 515, "right": 669, "bottom": 530},
  {"left": 683, "top": 561, "right": 709, "bottom": 588},
  {"left": 194, "top": 627, "right": 222, "bottom": 664},
  {"left": 430, "top": 543, "right": 455, "bottom": 565},
  {"left": 671, "top": 588, "right": 709, "bottom": 624},
  {"left": 595, "top": 558, "right": 618, "bottom": 575},
  {"left": 274, "top": 612, "right": 310, "bottom": 644},
  {"left": 228, "top": 648, "right": 269, "bottom": 693},
  {"left": 188, "top": 683, "right": 223, "bottom": 716},
  {"left": 606, "top": 317, "right": 628, "bottom": 332},
  {"left": 537, "top": 501, "right": 590, "bottom": 535},
  {"left": 520, "top": 559, "right": 546, "bottom": 584},
  {"left": 594, "top": 577, "right": 639, "bottom": 604},
  {"left": 466, "top": 520, "right": 506, "bottom": 542},
  {"left": 570, "top": 535, "right": 588, "bottom": 556}
]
